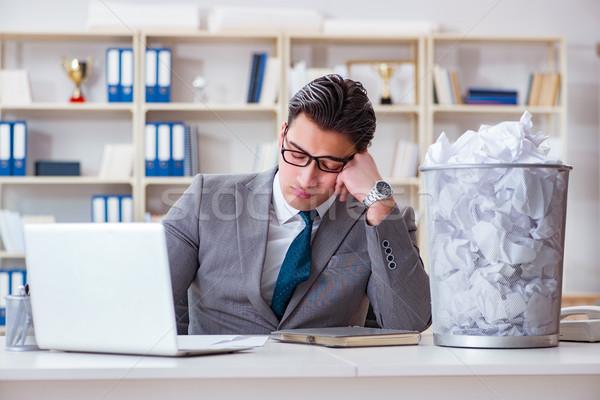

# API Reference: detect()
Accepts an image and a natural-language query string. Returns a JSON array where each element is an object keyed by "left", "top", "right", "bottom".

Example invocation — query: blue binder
[
  {"left": 183, "top": 125, "right": 192, "bottom": 177},
  {"left": 120, "top": 48, "right": 134, "bottom": 103},
  {"left": 247, "top": 53, "right": 260, "bottom": 103},
  {"left": 254, "top": 52, "right": 268, "bottom": 102},
  {"left": 157, "top": 122, "right": 171, "bottom": 176},
  {"left": 0, "top": 269, "right": 9, "bottom": 325},
  {"left": 145, "top": 48, "right": 158, "bottom": 102},
  {"left": 157, "top": 49, "right": 172, "bottom": 103},
  {"left": 0, "top": 121, "right": 12, "bottom": 176},
  {"left": 11, "top": 121, "right": 26, "bottom": 176},
  {"left": 106, "top": 47, "right": 121, "bottom": 102},
  {"left": 171, "top": 122, "right": 185, "bottom": 176},
  {"left": 145, "top": 123, "right": 158, "bottom": 176}
]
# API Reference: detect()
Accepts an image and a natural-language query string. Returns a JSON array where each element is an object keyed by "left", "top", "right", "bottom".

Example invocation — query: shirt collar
[{"left": 272, "top": 171, "right": 336, "bottom": 225}]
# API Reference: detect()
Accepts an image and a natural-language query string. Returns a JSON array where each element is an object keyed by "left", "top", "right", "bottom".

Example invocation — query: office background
[{"left": 0, "top": 0, "right": 598, "bottom": 295}]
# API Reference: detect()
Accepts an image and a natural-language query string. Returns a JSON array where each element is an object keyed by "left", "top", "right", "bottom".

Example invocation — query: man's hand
[{"left": 334, "top": 151, "right": 395, "bottom": 226}]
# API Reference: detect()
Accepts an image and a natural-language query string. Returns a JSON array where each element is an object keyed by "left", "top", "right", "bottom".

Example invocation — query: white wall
[{"left": 1, "top": 0, "right": 599, "bottom": 294}]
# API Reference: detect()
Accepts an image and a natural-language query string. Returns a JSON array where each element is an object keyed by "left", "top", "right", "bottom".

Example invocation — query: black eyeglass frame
[{"left": 280, "top": 126, "right": 355, "bottom": 173}]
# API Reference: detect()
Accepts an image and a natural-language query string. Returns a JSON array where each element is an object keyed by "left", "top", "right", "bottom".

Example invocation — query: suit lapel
[
  {"left": 235, "top": 167, "right": 279, "bottom": 326},
  {"left": 281, "top": 197, "right": 366, "bottom": 323}
]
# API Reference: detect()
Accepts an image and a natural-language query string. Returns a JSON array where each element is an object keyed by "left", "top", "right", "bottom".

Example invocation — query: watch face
[{"left": 376, "top": 181, "right": 393, "bottom": 197}]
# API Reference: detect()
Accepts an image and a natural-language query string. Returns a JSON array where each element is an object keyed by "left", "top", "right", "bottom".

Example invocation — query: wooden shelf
[
  {"left": 430, "top": 33, "right": 565, "bottom": 44},
  {"left": 0, "top": 251, "right": 25, "bottom": 259},
  {"left": 288, "top": 33, "right": 424, "bottom": 43},
  {"left": 373, "top": 104, "right": 422, "bottom": 114},
  {"left": 0, "top": 30, "right": 567, "bottom": 228},
  {"left": 143, "top": 102, "right": 280, "bottom": 113},
  {"left": 0, "top": 103, "right": 135, "bottom": 112},
  {"left": 0, "top": 30, "right": 134, "bottom": 41},
  {"left": 431, "top": 104, "right": 563, "bottom": 114},
  {"left": 426, "top": 34, "right": 567, "bottom": 162},
  {"left": 142, "top": 30, "right": 282, "bottom": 41},
  {"left": 0, "top": 177, "right": 134, "bottom": 185},
  {"left": 143, "top": 177, "right": 195, "bottom": 186},
  {"left": 387, "top": 177, "right": 420, "bottom": 186}
]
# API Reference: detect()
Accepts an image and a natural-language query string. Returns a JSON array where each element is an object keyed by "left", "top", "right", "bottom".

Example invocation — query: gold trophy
[
  {"left": 61, "top": 56, "right": 93, "bottom": 102},
  {"left": 376, "top": 62, "right": 394, "bottom": 105}
]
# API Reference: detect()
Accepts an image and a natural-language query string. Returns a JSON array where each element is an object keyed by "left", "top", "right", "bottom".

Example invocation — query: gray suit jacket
[{"left": 163, "top": 167, "right": 431, "bottom": 334}]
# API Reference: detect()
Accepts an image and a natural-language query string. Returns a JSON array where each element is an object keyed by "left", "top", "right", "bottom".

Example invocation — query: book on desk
[{"left": 270, "top": 326, "right": 421, "bottom": 348}]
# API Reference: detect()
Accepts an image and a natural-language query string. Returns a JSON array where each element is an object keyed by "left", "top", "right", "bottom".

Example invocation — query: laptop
[{"left": 23, "top": 223, "right": 261, "bottom": 356}]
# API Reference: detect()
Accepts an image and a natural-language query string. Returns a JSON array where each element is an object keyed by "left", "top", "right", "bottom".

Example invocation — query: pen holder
[{"left": 5, "top": 294, "right": 39, "bottom": 351}]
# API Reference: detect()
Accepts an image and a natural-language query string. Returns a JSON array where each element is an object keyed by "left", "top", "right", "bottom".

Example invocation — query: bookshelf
[
  {"left": 138, "top": 30, "right": 284, "bottom": 220},
  {"left": 284, "top": 33, "right": 427, "bottom": 243},
  {"left": 0, "top": 31, "right": 138, "bottom": 267},
  {"left": 0, "top": 30, "right": 568, "bottom": 260},
  {"left": 426, "top": 34, "right": 567, "bottom": 162}
]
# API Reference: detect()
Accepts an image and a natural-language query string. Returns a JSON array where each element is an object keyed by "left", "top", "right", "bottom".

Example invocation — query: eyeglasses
[{"left": 280, "top": 127, "right": 354, "bottom": 173}]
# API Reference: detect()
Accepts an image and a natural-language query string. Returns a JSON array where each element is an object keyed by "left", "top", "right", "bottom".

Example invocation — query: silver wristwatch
[{"left": 363, "top": 180, "right": 393, "bottom": 208}]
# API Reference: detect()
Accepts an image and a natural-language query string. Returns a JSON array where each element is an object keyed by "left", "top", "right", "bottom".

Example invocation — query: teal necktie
[{"left": 271, "top": 210, "right": 317, "bottom": 320}]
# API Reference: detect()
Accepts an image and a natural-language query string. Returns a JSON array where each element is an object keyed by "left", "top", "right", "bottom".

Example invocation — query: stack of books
[
  {"left": 390, "top": 140, "right": 419, "bottom": 179},
  {"left": 0, "top": 209, "right": 25, "bottom": 253},
  {"left": 0, "top": 70, "right": 32, "bottom": 105},
  {"left": 432, "top": 65, "right": 462, "bottom": 105},
  {"left": 98, "top": 143, "right": 134, "bottom": 179},
  {"left": 526, "top": 72, "right": 561, "bottom": 106},
  {"left": 252, "top": 139, "right": 279, "bottom": 173},
  {"left": 464, "top": 88, "right": 518, "bottom": 105}
]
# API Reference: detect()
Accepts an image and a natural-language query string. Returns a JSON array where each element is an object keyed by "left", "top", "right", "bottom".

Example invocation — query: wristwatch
[{"left": 363, "top": 180, "right": 393, "bottom": 208}]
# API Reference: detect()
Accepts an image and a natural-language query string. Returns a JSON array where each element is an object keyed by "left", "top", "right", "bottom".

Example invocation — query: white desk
[{"left": 1, "top": 334, "right": 599, "bottom": 400}]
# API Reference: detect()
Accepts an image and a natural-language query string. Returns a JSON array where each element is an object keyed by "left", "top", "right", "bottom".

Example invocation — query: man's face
[{"left": 277, "top": 114, "right": 356, "bottom": 211}]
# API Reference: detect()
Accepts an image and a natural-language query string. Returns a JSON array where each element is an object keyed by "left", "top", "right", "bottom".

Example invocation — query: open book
[{"left": 270, "top": 327, "right": 420, "bottom": 348}]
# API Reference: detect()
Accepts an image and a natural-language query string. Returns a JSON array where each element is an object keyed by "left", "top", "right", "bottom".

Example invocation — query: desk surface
[{"left": 1, "top": 334, "right": 599, "bottom": 400}]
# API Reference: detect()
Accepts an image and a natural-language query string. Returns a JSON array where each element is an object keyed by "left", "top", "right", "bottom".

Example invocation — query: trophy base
[
  {"left": 70, "top": 96, "right": 85, "bottom": 103},
  {"left": 380, "top": 97, "right": 392, "bottom": 105}
]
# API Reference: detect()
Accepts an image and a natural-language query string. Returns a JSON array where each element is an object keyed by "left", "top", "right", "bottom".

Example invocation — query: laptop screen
[{"left": 23, "top": 223, "right": 180, "bottom": 355}]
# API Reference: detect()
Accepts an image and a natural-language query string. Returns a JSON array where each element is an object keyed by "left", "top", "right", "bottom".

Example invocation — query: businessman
[{"left": 163, "top": 74, "right": 431, "bottom": 334}]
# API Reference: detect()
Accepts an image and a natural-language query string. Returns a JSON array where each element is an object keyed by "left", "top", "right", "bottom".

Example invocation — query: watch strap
[{"left": 363, "top": 180, "right": 393, "bottom": 208}]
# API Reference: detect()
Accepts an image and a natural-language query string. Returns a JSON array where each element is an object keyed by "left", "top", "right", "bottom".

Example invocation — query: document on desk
[{"left": 177, "top": 335, "right": 269, "bottom": 350}]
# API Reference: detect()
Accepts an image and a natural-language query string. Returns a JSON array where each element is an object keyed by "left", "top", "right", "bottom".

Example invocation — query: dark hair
[{"left": 287, "top": 74, "right": 376, "bottom": 152}]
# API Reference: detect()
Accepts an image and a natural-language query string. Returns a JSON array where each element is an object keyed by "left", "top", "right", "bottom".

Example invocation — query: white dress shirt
[{"left": 260, "top": 171, "right": 335, "bottom": 305}]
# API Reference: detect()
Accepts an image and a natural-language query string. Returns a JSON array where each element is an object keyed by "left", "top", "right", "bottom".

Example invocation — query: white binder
[
  {"left": 119, "top": 195, "right": 133, "bottom": 223},
  {"left": 144, "top": 123, "right": 158, "bottom": 176},
  {"left": 120, "top": 48, "right": 134, "bottom": 102},
  {"left": 157, "top": 49, "right": 172, "bottom": 102},
  {"left": 157, "top": 123, "right": 171, "bottom": 176},
  {"left": 171, "top": 122, "right": 185, "bottom": 176},
  {"left": 0, "top": 122, "right": 12, "bottom": 176},
  {"left": 145, "top": 48, "right": 158, "bottom": 102},
  {"left": 91, "top": 195, "right": 106, "bottom": 223},
  {"left": 11, "top": 121, "right": 27, "bottom": 176},
  {"left": 106, "top": 195, "right": 121, "bottom": 223},
  {"left": 106, "top": 48, "right": 121, "bottom": 102}
]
